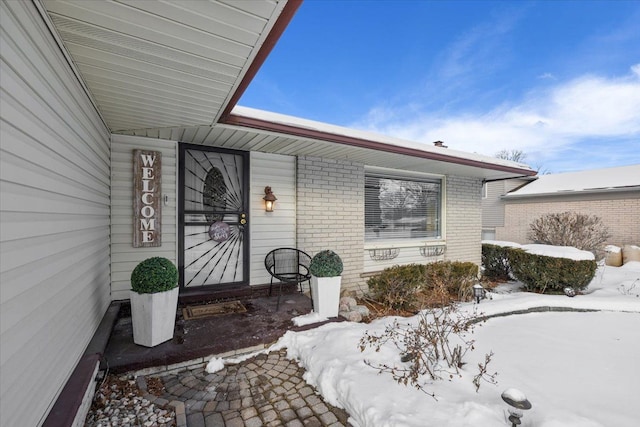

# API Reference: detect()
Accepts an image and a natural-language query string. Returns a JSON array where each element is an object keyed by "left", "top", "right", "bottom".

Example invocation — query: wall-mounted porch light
[{"left": 263, "top": 186, "right": 277, "bottom": 212}]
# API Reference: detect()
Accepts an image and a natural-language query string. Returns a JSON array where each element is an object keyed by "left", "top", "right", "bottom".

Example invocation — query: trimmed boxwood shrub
[
  {"left": 507, "top": 248, "right": 596, "bottom": 293},
  {"left": 367, "top": 264, "right": 427, "bottom": 311},
  {"left": 309, "top": 250, "right": 343, "bottom": 277},
  {"left": 482, "top": 243, "right": 512, "bottom": 281},
  {"left": 131, "top": 257, "right": 178, "bottom": 294}
]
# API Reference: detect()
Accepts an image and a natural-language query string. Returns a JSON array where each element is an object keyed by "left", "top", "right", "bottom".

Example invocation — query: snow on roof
[
  {"left": 505, "top": 164, "right": 640, "bottom": 197},
  {"left": 231, "top": 106, "right": 535, "bottom": 173}
]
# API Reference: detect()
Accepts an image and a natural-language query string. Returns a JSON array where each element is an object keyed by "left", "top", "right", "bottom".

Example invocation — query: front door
[{"left": 178, "top": 144, "right": 249, "bottom": 295}]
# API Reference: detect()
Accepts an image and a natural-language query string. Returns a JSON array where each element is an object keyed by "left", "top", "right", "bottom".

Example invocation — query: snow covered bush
[
  {"left": 358, "top": 303, "right": 497, "bottom": 397},
  {"left": 527, "top": 211, "right": 611, "bottom": 255},
  {"left": 481, "top": 243, "right": 512, "bottom": 281},
  {"left": 508, "top": 248, "right": 597, "bottom": 293}
]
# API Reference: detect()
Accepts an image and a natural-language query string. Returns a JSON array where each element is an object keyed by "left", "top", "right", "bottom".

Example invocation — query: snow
[
  {"left": 483, "top": 240, "right": 595, "bottom": 261},
  {"left": 232, "top": 105, "right": 534, "bottom": 173},
  {"left": 520, "top": 244, "right": 595, "bottom": 261},
  {"left": 503, "top": 164, "right": 640, "bottom": 197},
  {"left": 292, "top": 311, "right": 329, "bottom": 327},
  {"left": 605, "top": 244, "right": 621, "bottom": 253},
  {"left": 205, "top": 357, "right": 225, "bottom": 373},
  {"left": 265, "top": 257, "right": 640, "bottom": 427}
]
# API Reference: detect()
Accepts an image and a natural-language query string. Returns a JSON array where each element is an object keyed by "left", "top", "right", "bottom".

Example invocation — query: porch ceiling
[{"left": 41, "top": 0, "right": 293, "bottom": 132}]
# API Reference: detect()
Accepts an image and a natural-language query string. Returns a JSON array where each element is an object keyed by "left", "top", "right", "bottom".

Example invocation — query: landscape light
[
  {"left": 501, "top": 388, "right": 532, "bottom": 426},
  {"left": 473, "top": 284, "right": 486, "bottom": 303}
]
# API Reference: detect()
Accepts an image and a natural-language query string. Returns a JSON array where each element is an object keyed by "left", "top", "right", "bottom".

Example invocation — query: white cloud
[{"left": 352, "top": 65, "right": 640, "bottom": 169}]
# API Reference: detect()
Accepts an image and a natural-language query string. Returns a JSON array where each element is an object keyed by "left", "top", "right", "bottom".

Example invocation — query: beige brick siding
[
  {"left": 496, "top": 194, "right": 640, "bottom": 246},
  {"left": 445, "top": 176, "right": 483, "bottom": 266},
  {"left": 296, "top": 157, "right": 365, "bottom": 293}
]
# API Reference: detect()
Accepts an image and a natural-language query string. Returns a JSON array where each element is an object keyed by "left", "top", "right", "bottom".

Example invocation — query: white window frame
[{"left": 364, "top": 167, "right": 446, "bottom": 247}]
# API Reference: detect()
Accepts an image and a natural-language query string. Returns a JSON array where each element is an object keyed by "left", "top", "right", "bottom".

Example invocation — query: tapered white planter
[
  {"left": 311, "top": 276, "right": 341, "bottom": 317},
  {"left": 130, "top": 287, "right": 179, "bottom": 347}
]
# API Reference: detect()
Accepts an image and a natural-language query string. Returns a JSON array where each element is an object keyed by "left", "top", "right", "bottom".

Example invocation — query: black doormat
[{"left": 182, "top": 300, "right": 247, "bottom": 320}]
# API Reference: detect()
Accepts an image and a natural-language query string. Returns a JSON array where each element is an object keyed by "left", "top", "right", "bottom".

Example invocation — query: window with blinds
[{"left": 365, "top": 172, "right": 442, "bottom": 242}]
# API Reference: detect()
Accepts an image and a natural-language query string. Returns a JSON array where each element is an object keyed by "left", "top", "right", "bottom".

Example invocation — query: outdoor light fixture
[
  {"left": 501, "top": 388, "right": 532, "bottom": 426},
  {"left": 473, "top": 284, "right": 486, "bottom": 303},
  {"left": 263, "top": 186, "right": 277, "bottom": 212}
]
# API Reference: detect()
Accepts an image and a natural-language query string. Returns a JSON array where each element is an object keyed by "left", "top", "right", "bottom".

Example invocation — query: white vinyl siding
[
  {"left": 0, "top": 1, "right": 111, "bottom": 426},
  {"left": 249, "top": 152, "right": 296, "bottom": 285},
  {"left": 111, "top": 134, "right": 178, "bottom": 300}
]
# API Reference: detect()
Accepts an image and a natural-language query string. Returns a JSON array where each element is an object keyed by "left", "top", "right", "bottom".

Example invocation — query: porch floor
[{"left": 103, "top": 291, "right": 316, "bottom": 374}]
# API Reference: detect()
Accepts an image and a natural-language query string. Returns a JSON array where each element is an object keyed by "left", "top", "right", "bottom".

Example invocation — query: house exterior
[
  {"left": 481, "top": 177, "right": 535, "bottom": 240},
  {"left": 494, "top": 165, "right": 640, "bottom": 246},
  {"left": 0, "top": 1, "right": 535, "bottom": 425}
]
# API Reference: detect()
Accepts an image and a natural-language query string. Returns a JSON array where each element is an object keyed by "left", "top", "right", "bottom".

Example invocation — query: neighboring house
[
  {"left": 494, "top": 165, "right": 640, "bottom": 246},
  {"left": 0, "top": 1, "right": 535, "bottom": 425},
  {"left": 481, "top": 176, "right": 535, "bottom": 240}
]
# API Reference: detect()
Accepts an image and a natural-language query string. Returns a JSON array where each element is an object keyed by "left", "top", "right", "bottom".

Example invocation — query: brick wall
[
  {"left": 296, "top": 156, "right": 365, "bottom": 293},
  {"left": 496, "top": 194, "right": 640, "bottom": 246},
  {"left": 445, "top": 176, "right": 483, "bottom": 265}
]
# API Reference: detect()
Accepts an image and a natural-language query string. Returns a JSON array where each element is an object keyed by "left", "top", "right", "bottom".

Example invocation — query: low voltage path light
[
  {"left": 501, "top": 388, "right": 532, "bottom": 426},
  {"left": 263, "top": 186, "right": 277, "bottom": 212},
  {"left": 473, "top": 284, "right": 486, "bottom": 303}
]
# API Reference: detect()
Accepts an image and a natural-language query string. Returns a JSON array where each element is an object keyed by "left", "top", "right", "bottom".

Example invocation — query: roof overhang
[
  {"left": 40, "top": 0, "right": 301, "bottom": 132},
  {"left": 40, "top": 0, "right": 535, "bottom": 181}
]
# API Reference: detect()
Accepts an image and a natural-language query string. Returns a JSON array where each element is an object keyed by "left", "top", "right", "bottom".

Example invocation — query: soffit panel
[
  {"left": 117, "top": 125, "right": 529, "bottom": 181},
  {"left": 42, "top": 0, "right": 286, "bottom": 132}
]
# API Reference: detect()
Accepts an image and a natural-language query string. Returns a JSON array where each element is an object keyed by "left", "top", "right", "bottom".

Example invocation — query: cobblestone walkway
[{"left": 156, "top": 349, "right": 351, "bottom": 427}]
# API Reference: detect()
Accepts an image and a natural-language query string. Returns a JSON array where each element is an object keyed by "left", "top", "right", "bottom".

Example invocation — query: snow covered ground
[{"left": 272, "top": 258, "right": 640, "bottom": 427}]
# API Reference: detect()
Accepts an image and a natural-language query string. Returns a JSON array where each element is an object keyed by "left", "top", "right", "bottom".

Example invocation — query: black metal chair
[{"left": 265, "top": 248, "right": 312, "bottom": 310}]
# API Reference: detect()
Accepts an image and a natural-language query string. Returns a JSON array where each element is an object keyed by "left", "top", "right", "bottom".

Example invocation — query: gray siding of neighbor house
[
  {"left": 296, "top": 157, "right": 366, "bottom": 293},
  {"left": 497, "top": 192, "right": 640, "bottom": 247},
  {"left": 110, "top": 135, "right": 178, "bottom": 300},
  {"left": 482, "top": 179, "right": 529, "bottom": 228},
  {"left": 0, "top": 1, "right": 111, "bottom": 425}
]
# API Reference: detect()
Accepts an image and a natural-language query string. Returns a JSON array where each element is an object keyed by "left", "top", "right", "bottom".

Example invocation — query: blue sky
[{"left": 240, "top": 1, "right": 640, "bottom": 174}]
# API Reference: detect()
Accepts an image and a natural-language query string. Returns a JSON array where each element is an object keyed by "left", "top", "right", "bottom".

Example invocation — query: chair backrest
[{"left": 265, "top": 248, "right": 311, "bottom": 276}]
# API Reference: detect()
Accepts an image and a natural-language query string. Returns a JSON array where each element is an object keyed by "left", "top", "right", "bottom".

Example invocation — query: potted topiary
[
  {"left": 309, "top": 250, "right": 343, "bottom": 317},
  {"left": 130, "top": 257, "right": 179, "bottom": 347}
]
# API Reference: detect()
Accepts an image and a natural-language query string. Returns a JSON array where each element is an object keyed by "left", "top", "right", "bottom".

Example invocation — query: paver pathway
[{"left": 156, "top": 349, "right": 352, "bottom": 427}]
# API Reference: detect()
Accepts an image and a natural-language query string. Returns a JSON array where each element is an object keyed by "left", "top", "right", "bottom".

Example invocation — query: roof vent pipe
[{"left": 433, "top": 141, "right": 448, "bottom": 148}]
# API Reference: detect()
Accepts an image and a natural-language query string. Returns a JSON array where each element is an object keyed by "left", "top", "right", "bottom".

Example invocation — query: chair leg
[{"left": 276, "top": 282, "right": 283, "bottom": 311}]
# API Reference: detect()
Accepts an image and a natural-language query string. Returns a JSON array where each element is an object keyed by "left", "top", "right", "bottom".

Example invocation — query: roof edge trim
[
  {"left": 219, "top": 0, "right": 303, "bottom": 121},
  {"left": 220, "top": 113, "right": 537, "bottom": 176}
]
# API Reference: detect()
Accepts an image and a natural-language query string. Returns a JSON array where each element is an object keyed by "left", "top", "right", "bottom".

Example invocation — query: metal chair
[{"left": 264, "top": 248, "right": 312, "bottom": 310}]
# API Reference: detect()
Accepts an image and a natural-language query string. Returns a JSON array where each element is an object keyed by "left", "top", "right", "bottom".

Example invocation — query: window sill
[{"left": 364, "top": 239, "right": 446, "bottom": 250}]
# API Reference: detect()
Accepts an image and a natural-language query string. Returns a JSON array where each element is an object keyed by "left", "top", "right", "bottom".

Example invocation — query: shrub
[
  {"left": 131, "top": 257, "right": 178, "bottom": 294},
  {"left": 309, "top": 250, "right": 343, "bottom": 277},
  {"left": 481, "top": 244, "right": 512, "bottom": 281},
  {"left": 424, "top": 261, "right": 479, "bottom": 302},
  {"left": 367, "top": 261, "right": 479, "bottom": 310},
  {"left": 359, "top": 303, "right": 497, "bottom": 397},
  {"left": 528, "top": 211, "right": 611, "bottom": 254},
  {"left": 367, "top": 264, "right": 427, "bottom": 311},
  {"left": 507, "top": 248, "right": 597, "bottom": 293}
]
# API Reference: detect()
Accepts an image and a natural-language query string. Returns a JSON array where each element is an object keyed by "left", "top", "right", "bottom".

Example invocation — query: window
[{"left": 365, "top": 172, "right": 442, "bottom": 242}]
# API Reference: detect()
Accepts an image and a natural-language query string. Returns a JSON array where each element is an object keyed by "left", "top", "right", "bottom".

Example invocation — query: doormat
[{"left": 182, "top": 300, "right": 246, "bottom": 320}]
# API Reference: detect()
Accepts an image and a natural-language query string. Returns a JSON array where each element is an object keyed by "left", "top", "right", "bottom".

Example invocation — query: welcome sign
[{"left": 133, "top": 149, "right": 162, "bottom": 247}]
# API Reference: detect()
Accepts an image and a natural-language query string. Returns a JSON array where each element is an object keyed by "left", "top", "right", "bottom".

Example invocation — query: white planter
[
  {"left": 311, "top": 276, "right": 342, "bottom": 317},
  {"left": 130, "top": 287, "right": 179, "bottom": 347}
]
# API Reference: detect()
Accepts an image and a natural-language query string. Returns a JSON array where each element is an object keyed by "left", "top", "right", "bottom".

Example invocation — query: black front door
[{"left": 178, "top": 144, "right": 249, "bottom": 294}]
